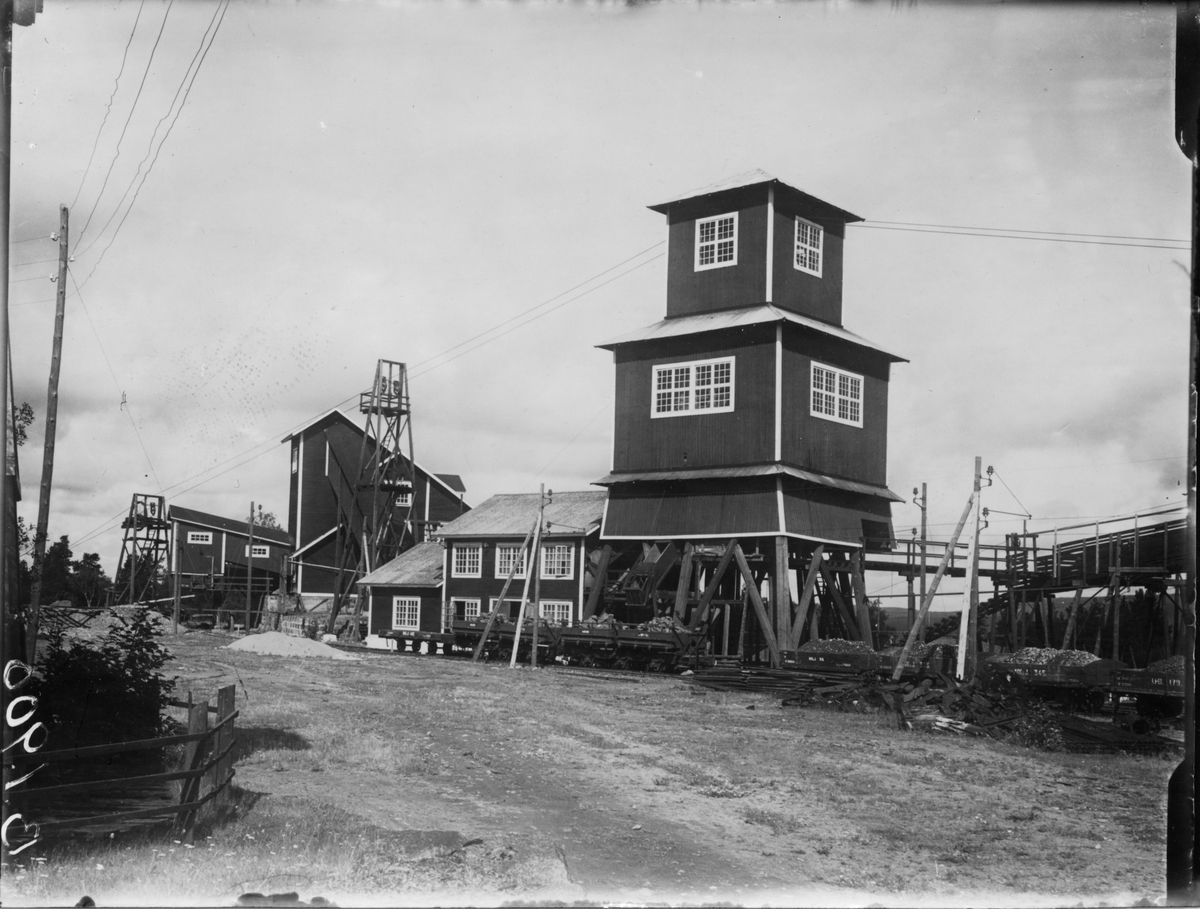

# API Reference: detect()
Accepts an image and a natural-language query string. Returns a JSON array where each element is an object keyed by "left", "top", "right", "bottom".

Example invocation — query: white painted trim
[
  {"left": 450, "top": 597, "right": 482, "bottom": 620},
  {"left": 694, "top": 211, "right": 738, "bottom": 271},
  {"left": 775, "top": 476, "right": 787, "bottom": 535},
  {"left": 794, "top": 216, "right": 823, "bottom": 278},
  {"left": 324, "top": 440, "right": 330, "bottom": 476},
  {"left": 442, "top": 543, "right": 450, "bottom": 632},
  {"left": 425, "top": 478, "right": 431, "bottom": 524},
  {"left": 539, "top": 542, "right": 576, "bottom": 581},
  {"left": 578, "top": 544, "right": 586, "bottom": 621},
  {"left": 171, "top": 520, "right": 179, "bottom": 573},
  {"left": 538, "top": 599, "right": 574, "bottom": 623},
  {"left": 664, "top": 212, "right": 671, "bottom": 302},
  {"left": 186, "top": 531, "right": 214, "bottom": 545},
  {"left": 291, "top": 525, "right": 337, "bottom": 557},
  {"left": 493, "top": 543, "right": 528, "bottom": 580},
  {"left": 810, "top": 360, "right": 864, "bottom": 428},
  {"left": 220, "top": 532, "right": 227, "bottom": 570},
  {"left": 774, "top": 323, "right": 782, "bottom": 462},
  {"left": 391, "top": 595, "right": 421, "bottom": 631},
  {"left": 600, "top": 529, "right": 863, "bottom": 548},
  {"left": 296, "top": 437, "right": 304, "bottom": 552},
  {"left": 451, "top": 543, "right": 483, "bottom": 578},
  {"left": 765, "top": 185, "right": 775, "bottom": 303},
  {"left": 651, "top": 356, "right": 735, "bottom": 419}
]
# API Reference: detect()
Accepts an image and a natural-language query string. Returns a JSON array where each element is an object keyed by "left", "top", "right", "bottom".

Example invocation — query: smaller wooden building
[
  {"left": 437, "top": 491, "right": 608, "bottom": 626},
  {"left": 169, "top": 505, "right": 292, "bottom": 618},
  {"left": 358, "top": 540, "right": 444, "bottom": 649}
]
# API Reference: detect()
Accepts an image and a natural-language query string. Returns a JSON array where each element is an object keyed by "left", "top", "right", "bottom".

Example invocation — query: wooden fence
[{"left": 6, "top": 684, "right": 238, "bottom": 843}]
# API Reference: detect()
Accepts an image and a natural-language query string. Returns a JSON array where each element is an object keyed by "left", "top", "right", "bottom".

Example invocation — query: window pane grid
[
  {"left": 696, "top": 213, "right": 737, "bottom": 270},
  {"left": 392, "top": 597, "right": 420, "bottom": 630},
  {"left": 652, "top": 358, "right": 734, "bottom": 418},
  {"left": 542, "top": 544, "right": 574, "bottom": 578},
  {"left": 496, "top": 545, "right": 527, "bottom": 578},
  {"left": 811, "top": 362, "right": 863, "bottom": 427},
  {"left": 453, "top": 545, "right": 481, "bottom": 576},
  {"left": 795, "top": 218, "right": 823, "bottom": 275}
]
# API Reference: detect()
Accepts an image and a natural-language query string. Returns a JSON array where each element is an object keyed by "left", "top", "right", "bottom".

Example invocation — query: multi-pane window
[
  {"left": 489, "top": 597, "right": 524, "bottom": 617},
  {"left": 695, "top": 212, "right": 737, "bottom": 271},
  {"left": 541, "top": 543, "right": 575, "bottom": 579},
  {"left": 652, "top": 357, "right": 735, "bottom": 418},
  {"left": 392, "top": 596, "right": 420, "bottom": 630},
  {"left": 495, "top": 544, "right": 528, "bottom": 579},
  {"left": 452, "top": 544, "right": 482, "bottom": 577},
  {"left": 539, "top": 600, "right": 574, "bottom": 624},
  {"left": 396, "top": 486, "right": 412, "bottom": 508},
  {"left": 187, "top": 531, "right": 212, "bottom": 545},
  {"left": 245, "top": 544, "right": 269, "bottom": 558},
  {"left": 451, "top": 598, "right": 481, "bottom": 620},
  {"left": 795, "top": 217, "right": 823, "bottom": 277},
  {"left": 810, "top": 362, "right": 863, "bottom": 428}
]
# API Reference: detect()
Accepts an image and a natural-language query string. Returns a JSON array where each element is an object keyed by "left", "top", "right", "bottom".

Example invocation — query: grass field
[{"left": 0, "top": 631, "right": 1177, "bottom": 907}]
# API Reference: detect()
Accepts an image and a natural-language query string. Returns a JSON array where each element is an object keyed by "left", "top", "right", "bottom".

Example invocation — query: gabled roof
[
  {"left": 169, "top": 505, "right": 292, "bottom": 546},
  {"left": 280, "top": 408, "right": 469, "bottom": 503},
  {"left": 647, "top": 169, "right": 862, "bottom": 223},
  {"left": 596, "top": 303, "right": 907, "bottom": 362},
  {"left": 436, "top": 490, "right": 607, "bottom": 539},
  {"left": 358, "top": 540, "right": 443, "bottom": 588}
]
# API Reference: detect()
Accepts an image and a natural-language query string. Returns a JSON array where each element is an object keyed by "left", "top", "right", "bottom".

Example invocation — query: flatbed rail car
[{"left": 379, "top": 628, "right": 455, "bottom": 655}]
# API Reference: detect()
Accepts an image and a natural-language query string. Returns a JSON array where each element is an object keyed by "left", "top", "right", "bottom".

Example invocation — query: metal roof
[
  {"left": 596, "top": 304, "right": 907, "bottom": 362},
  {"left": 594, "top": 464, "right": 904, "bottom": 502},
  {"left": 358, "top": 540, "right": 443, "bottom": 588},
  {"left": 647, "top": 169, "right": 862, "bottom": 222},
  {"left": 435, "top": 490, "right": 607, "bottom": 539},
  {"left": 168, "top": 505, "right": 292, "bottom": 545},
  {"left": 436, "top": 473, "right": 467, "bottom": 493}
]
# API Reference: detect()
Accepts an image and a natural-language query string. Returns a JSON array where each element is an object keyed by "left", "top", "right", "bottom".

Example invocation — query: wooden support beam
[
  {"left": 1061, "top": 587, "right": 1083, "bottom": 651},
  {"left": 673, "top": 543, "right": 695, "bottom": 620},
  {"left": 582, "top": 544, "right": 612, "bottom": 621},
  {"left": 791, "top": 545, "right": 823, "bottom": 650},
  {"left": 850, "top": 551, "right": 873, "bottom": 649},
  {"left": 818, "top": 562, "right": 860, "bottom": 642},
  {"left": 473, "top": 516, "right": 538, "bottom": 662},
  {"left": 733, "top": 543, "right": 781, "bottom": 668},
  {"left": 772, "top": 537, "right": 791, "bottom": 649},
  {"left": 688, "top": 540, "right": 738, "bottom": 631}
]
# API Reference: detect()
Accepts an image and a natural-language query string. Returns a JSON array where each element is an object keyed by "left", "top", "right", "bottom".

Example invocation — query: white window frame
[
  {"left": 539, "top": 599, "right": 574, "bottom": 624},
  {"left": 451, "top": 544, "right": 482, "bottom": 578},
  {"left": 810, "top": 361, "right": 863, "bottom": 428},
  {"left": 494, "top": 544, "right": 528, "bottom": 579},
  {"left": 392, "top": 596, "right": 420, "bottom": 630},
  {"left": 451, "top": 597, "right": 481, "bottom": 620},
  {"left": 694, "top": 212, "right": 738, "bottom": 271},
  {"left": 396, "top": 488, "right": 413, "bottom": 508},
  {"left": 245, "top": 544, "right": 270, "bottom": 558},
  {"left": 291, "top": 445, "right": 299, "bottom": 474},
  {"left": 794, "top": 217, "right": 823, "bottom": 278},
  {"left": 540, "top": 543, "right": 576, "bottom": 580},
  {"left": 187, "top": 531, "right": 213, "bottom": 545},
  {"left": 651, "top": 356, "right": 735, "bottom": 419}
]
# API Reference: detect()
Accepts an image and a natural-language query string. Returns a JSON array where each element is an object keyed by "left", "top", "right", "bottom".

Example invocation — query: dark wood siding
[
  {"left": 426, "top": 479, "right": 469, "bottom": 524},
  {"left": 665, "top": 186, "right": 769, "bottom": 318},
  {"left": 612, "top": 325, "right": 775, "bottom": 472},
  {"left": 602, "top": 478, "right": 780, "bottom": 538},
  {"left": 370, "top": 585, "right": 441, "bottom": 634},
  {"left": 780, "top": 325, "right": 890, "bottom": 486},
  {"left": 771, "top": 198, "right": 845, "bottom": 326},
  {"left": 175, "top": 522, "right": 223, "bottom": 576},
  {"left": 780, "top": 482, "right": 893, "bottom": 547},
  {"left": 442, "top": 538, "right": 584, "bottom": 616}
]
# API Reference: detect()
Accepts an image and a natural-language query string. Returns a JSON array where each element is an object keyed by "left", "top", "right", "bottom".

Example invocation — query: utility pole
[
  {"left": 172, "top": 516, "right": 181, "bottom": 634},
  {"left": 245, "top": 501, "right": 254, "bottom": 633},
  {"left": 25, "top": 205, "right": 67, "bottom": 663},
  {"left": 530, "top": 486, "right": 546, "bottom": 669},
  {"left": 955, "top": 458, "right": 982, "bottom": 680},
  {"left": 911, "top": 483, "right": 927, "bottom": 633}
]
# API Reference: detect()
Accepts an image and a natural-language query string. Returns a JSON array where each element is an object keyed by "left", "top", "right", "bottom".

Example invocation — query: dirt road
[{"left": 100, "top": 632, "right": 1178, "bottom": 904}]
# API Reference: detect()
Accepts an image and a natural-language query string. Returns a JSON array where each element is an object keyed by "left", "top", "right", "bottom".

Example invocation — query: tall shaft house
[{"left": 595, "top": 171, "right": 907, "bottom": 665}]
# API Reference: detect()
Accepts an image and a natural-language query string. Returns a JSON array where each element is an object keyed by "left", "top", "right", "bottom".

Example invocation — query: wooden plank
[
  {"left": 772, "top": 537, "right": 790, "bottom": 649},
  {"left": 733, "top": 543, "right": 781, "bottom": 668},
  {"left": 216, "top": 685, "right": 236, "bottom": 795},
  {"left": 850, "top": 551, "right": 873, "bottom": 649},
  {"left": 582, "top": 544, "right": 612, "bottom": 620},
  {"left": 510, "top": 511, "right": 544, "bottom": 668},
  {"left": 6, "top": 719, "right": 234, "bottom": 765},
  {"left": 1060, "top": 588, "right": 1083, "bottom": 650},
  {"left": 790, "top": 546, "right": 823, "bottom": 649},
  {"left": 688, "top": 540, "right": 738, "bottom": 631},
  {"left": 35, "top": 776, "right": 233, "bottom": 833},
  {"left": 672, "top": 544, "right": 695, "bottom": 620},
  {"left": 177, "top": 701, "right": 209, "bottom": 844}
]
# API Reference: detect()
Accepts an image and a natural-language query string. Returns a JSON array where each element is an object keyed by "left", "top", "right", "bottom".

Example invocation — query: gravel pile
[
  {"left": 1006, "top": 647, "right": 1061, "bottom": 665},
  {"left": 1049, "top": 650, "right": 1100, "bottom": 668},
  {"left": 1148, "top": 655, "right": 1185, "bottom": 674},
  {"left": 798, "top": 639, "right": 875, "bottom": 655},
  {"left": 225, "top": 631, "right": 360, "bottom": 660}
]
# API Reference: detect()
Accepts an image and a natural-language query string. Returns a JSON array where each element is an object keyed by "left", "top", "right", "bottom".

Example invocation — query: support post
[
  {"left": 474, "top": 516, "right": 537, "bottom": 662},
  {"left": 674, "top": 543, "right": 695, "bottom": 621},
  {"left": 772, "top": 537, "right": 790, "bottom": 649},
  {"left": 732, "top": 543, "right": 780, "bottom": 667},
  {"left": 791, "top": 545, "right": 823, "bottom": 649},
  {"left": 509, "top": 494, "right": 544, "bottom": 668},
  {"left": 245, "top": 502, "right": 255, "bottom": 633},
  {"left": 688, "top": 540, "right": 738, "bottom": 632},
  {"left": 530, "top": 485, "right": 546, "bottom": 669},
  {"left": 583, "top": 544, "right": 612, "bottom": 621}
]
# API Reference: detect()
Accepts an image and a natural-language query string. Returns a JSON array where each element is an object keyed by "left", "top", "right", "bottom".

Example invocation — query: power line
[
  {"left": 76, "top": 0, "right": 229, "bottom": 266},
  {"left": 850, "top": 222, "right": 1187, "bottom": 251},
  {"left": 70, "top": 0, "right": 147, "bottom": 212},
  {"left": 75, "top": 0, "right": 174, "bottom": 246},
  {"left": 988, "top": 467, "right": 1031, "bottom": 519},
  {"left": 856, "top": 218, "right": 1188, "bottom": 244}
]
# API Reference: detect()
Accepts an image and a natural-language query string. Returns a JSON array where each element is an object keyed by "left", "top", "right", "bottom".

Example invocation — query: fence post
[
  {"left": 177, "top": 700, "right": 209, "bottom": 844},
  {"left": 216, "top": 685, "right": 236, "bottom": 799}
]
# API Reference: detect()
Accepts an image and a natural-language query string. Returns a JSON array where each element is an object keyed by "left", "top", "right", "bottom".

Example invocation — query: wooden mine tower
[
  {"left": 328, "top": 359, "right": 416, "bottom": 636},
  {"left": 594, "top": 171, "right": 907, "bottom": 666},
  {"left": 114, "top": 492, "right": 171, "bottom": 606}
]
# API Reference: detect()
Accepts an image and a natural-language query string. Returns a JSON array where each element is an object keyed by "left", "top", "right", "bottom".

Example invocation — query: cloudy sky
[{"left": 7, "top": 1, "right": 1190, "bottom": 589}]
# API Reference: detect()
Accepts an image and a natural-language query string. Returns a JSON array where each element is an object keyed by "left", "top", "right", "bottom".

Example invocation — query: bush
[{"left": 31, "top": 608, "right": 176, "bottom": 751}]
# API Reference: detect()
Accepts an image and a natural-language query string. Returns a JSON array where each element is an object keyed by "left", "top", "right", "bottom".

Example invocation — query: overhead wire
[
  {"left": 849, "top": 221, "right": 1187, "bottom": 251},
  {"left": 76, "top": 0, "right": 230, "bottom": 273},
  {"left": 70, "top": 0, "right": 147, "bottom": 212},
  {"left": 74, "top": 0, "right": 174, "bottom": 246}
]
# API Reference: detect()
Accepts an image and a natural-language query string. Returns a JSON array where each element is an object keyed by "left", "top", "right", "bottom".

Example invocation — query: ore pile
[
  {"left": 1148, "top": 655, "right": 1185, "bottom": 674},
  {"left": 797, "top": 639, "right": 875, "bottom": 655}
]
